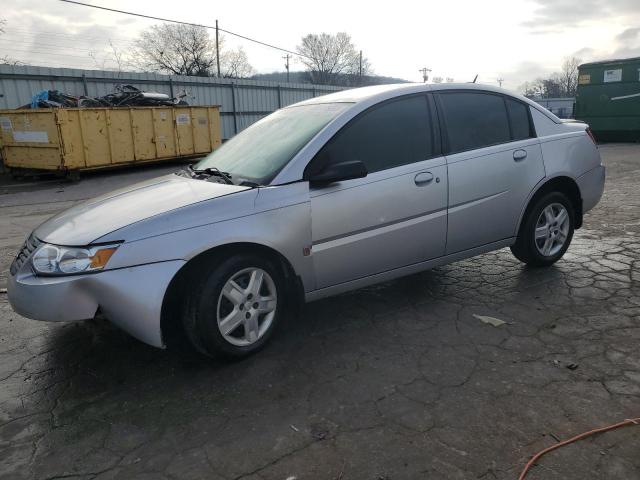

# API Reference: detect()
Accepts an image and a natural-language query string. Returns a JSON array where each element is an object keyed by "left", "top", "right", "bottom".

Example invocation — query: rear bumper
[
  {"left": 577, "top": 165, "right": 605, "bottom": 214},
  {"left": 7, "top": 260, "right": 185, "bottom": 348}
]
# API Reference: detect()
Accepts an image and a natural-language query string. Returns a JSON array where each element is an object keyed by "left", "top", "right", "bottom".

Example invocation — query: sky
[{"left": 1, "top": 0, "right": 639, "bottom": 91}]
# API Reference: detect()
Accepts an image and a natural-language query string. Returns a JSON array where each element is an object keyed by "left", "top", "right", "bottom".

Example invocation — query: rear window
[
  {"left": 438, "top": 92, "right": 511, "bottom": 153},
  {"left": 505, "top": 98, "right": 533, "bottom": 140}
]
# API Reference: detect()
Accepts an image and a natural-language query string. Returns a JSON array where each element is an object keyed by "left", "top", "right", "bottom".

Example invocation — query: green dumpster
[{"left": 575, "top": 56, "right": 640, "bottom": 141}]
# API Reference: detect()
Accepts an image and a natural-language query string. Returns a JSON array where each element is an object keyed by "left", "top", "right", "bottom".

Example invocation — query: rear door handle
[
  {"left": 414, "top": 171, "right": 434, "bottom": 186},
  {"left": 513, "top": 149, "right": 527, "bottom": 161}
]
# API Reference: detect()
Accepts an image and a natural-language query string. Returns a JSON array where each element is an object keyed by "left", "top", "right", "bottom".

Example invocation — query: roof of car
[{"left": 294, "top": 82, "right": 532, "bottom": 106}]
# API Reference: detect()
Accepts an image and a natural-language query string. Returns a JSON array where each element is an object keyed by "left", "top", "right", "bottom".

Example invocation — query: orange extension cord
[{"left": 518, "top": 417, "right": 640, "bottom": 480}]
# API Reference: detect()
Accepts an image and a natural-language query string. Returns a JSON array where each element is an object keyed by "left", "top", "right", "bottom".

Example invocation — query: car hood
[{"left": 34, "top": 174, "right": 249, "bottom": 245}]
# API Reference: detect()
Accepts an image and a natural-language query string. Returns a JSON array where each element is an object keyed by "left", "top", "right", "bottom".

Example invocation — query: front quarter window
[{"left": 196, "top": 102, "right": 351, "bottom": 185}]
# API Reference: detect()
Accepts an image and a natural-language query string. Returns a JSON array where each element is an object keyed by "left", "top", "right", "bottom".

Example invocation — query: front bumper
[
  {"left": 7, "top": 259, "right": 185, "bottom": 348},
  {"left": 577, "top": 165, "right": 605, "bottom": 214}
]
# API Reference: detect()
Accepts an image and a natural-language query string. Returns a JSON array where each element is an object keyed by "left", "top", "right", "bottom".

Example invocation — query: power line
[
  {"left": 3, "top": 28, "right": 139, "bottom": 45},
  {"left": 4, "top": 56, "right": 104, "bottom": 68},
  {"left": 0, "top": 42, "right": 139, "bottom": 69},
  {"left": 2, "top": 47, "right": 103, "bottom": 60},
  {"left": 0, "top": 38, "right": 134, "bottom": 53},
  {"left": 58, "top": 0, "right": 310, "bottom": 59},
  {"left": 1, "top": 43, "right": 126, "bottom": 69}
]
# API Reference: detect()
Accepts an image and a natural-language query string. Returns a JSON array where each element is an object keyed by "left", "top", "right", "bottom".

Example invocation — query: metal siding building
[
  {"left": 532, "top": 97, "right": 575, "bottom": 119},
  {"left": 0, "top": 65, "right": 344, "bottom": 140}
]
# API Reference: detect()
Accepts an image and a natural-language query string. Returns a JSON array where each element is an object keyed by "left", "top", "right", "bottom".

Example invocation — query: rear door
[
  {"left": 307, "top": 94, "right": 448, "bottom": 289},
  {"left": 435, "top": 91, "right": 545, "bottom": 254}
]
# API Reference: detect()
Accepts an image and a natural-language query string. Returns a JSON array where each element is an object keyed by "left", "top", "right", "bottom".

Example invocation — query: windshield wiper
[
  {"left": 186, "top": 164, "right": 234, "bottom": 184},
  {"left": 239, "top": 180, "right": 261, "bottom": 188}
]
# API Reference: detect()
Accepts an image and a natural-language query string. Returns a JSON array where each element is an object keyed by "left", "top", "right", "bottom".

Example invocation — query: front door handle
[
  {"left": 414, "top": 171, "right": 434, "bottom": 186},
  {"left": 513, "top": 149, "right": 527, "bottom": 161}
]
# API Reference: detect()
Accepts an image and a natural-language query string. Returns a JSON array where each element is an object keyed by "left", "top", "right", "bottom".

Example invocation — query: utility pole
[
  {"left": 215, "top": 19, "right": 221, "bottom": 78},
  {"left": 497, "top": 77, "right": 504, "bottom": 87},
  {"left": 283, "top": 54, "right": 290, "bottom": 82},
  {"left": 419, "top": 67, "right": 431, "bottom": 83},
  {"left": 359, "top": 50, "right": 363, "bottom": 85}
]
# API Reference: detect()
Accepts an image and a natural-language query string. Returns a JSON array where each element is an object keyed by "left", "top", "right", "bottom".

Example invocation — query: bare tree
[
  {"left": 88, "top": 41, "right": 127, "bottom": 73},
  {"left": 558, "top": 56, "right": 581, "bottom": 97},
  {"left": 109, "top": 40, "right": 127, "bottom": 73},
  {"left": 296, "top": 32, "right": 371, "bottom": 85},
  {"left": 135, "top": 24, "right": 219, "bottom": 76},
  {"left": 135, "top": 23, "right": 255, "bottom": 78},
  {"left": 88, "top": 49, "right": 105, "bottom": 69},
  {"left": 542, "top": 77, "right": 563, "bottom": 97},
  {"left": 222, "top": 47, "right": 255, "bottom": 78},
  {"left": 520, "top": 56, "right": 582, "bottom": 98},
  {"left": 0, "top": 18, "right": 22, "bottom": 65},
  {"left": 519, "top": 80, "right": 543, "bottom": 97},
  {"left": 520, "top": 77, "right": 563, "bottom": 98}
]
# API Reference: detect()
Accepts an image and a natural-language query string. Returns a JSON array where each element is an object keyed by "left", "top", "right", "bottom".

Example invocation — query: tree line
[
  {"left": 519, "top": 57, "right": 581, "bottom": 98},
  {"left": 133, "top": 24, "right": 371, "bottom": 86}
]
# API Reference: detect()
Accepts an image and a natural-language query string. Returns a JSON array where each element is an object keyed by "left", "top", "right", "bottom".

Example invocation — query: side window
[
  {"left": 530, "top": 108, "right": 558, "bottom": 137},
  {"left": 312, "top": 95, "right": 433, "bottom": 174},
  {"left": 438, "top": 92, "right": 511, "bottom": 153},
  {"left": 505, "top": 97, "right": 534, "bottom": 140}
]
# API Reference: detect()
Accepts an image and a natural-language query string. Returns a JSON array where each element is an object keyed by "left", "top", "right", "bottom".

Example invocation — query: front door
[{"left": 307, "top": 94, "right": 448, "bottom": 289}]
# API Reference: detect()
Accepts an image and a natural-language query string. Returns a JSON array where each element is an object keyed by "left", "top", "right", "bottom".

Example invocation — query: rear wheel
[
  {"left": 511, "top": 191, "right": 575, "bottom": 267},
  {"left": 183, "top": 254, "right": 283, "bottom": 359}
]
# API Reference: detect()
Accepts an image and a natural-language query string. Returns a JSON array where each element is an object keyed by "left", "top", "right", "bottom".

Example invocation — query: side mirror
[{"left": 308, "top": 160, "right": 368, "bottom": 185}]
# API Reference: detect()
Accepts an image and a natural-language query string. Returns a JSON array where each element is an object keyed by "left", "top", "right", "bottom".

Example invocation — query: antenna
[{"left": 472, "top": 74, "right": 478, "bottom": 83}]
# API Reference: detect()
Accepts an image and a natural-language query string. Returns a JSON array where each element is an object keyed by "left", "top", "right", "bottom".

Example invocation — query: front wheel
[
  {"left": 510, "top": 191, "right": 575, "bottom": 267},
  {"left": 183, "top": 254, "right": 283, "bottom": 359}
]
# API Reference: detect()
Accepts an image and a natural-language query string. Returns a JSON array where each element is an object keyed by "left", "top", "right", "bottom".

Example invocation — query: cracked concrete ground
[{"left": 1, "top": 145, "right": 639, "bottom": 480}]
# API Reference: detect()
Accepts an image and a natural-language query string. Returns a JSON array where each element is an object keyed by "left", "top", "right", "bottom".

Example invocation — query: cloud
[
  {"left": 491, "top": 61, "right": 556, "bottom": 91},
  {"left": 1, "top": 0, "right": 143, "bottom": 69},
  {"left": 523, "top": 0, "right": 639, "bottom": 28},
  {"left": 610, "top": 27, "right": 640, "bottom": 59},
  {"left": 572, "top": 47, "right": 595, "bottom": 60},
  {"left": 569, "top": 27, "right": 640, "bottom": 64},
  {"left": 616, "top": 27, "right": 640, "bottom": 43},
  {"left": 528, "top": 28, "right": 564, "bottom": 35}
]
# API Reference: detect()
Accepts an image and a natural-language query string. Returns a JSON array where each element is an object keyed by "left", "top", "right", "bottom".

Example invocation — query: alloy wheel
[
  {"left": 216, "top": 267, "right": 278, "bottom": 347},
  {"left": 534, "top": 203, "right": 570, "bottom": 257}
]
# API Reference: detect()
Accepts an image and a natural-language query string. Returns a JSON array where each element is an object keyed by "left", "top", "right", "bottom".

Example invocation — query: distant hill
[{"left": 251, "top": 71, "right": 410, "bottom": 87}]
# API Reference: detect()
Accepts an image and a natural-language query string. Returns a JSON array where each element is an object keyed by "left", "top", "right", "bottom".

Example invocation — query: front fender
[{"left": 102, "top": 202, "right": 315, "bottom": 294}]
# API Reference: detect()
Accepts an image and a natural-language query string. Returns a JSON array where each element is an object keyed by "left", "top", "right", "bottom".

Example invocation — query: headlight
[{"left": 31, "top": 243, "right": 120, "bottom": 276}]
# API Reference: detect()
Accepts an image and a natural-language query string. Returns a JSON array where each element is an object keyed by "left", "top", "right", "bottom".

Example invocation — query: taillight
[{"left": 586, "top": 127, "right": 598, "bottom": 147}]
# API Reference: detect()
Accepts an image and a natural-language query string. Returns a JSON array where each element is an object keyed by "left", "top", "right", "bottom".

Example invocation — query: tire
[
  {"left": 510, "top": 191, "right": 575, "bottom": 267},
  {"left": 183, "top": 253, "right": 284, "bottom": 359}
]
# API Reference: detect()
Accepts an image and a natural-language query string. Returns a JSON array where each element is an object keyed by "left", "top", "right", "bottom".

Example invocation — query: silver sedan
[{"left": 8, "top": 83, "right": 605, "bottom": 358}]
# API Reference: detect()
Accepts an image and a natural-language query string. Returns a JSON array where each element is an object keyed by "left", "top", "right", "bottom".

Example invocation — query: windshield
[{"left": 195, "top": 102, "right": 351, "bottom": 185}]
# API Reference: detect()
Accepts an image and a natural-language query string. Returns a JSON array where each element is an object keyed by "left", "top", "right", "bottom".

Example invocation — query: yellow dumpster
[{"left": 0, "top": 106, "right": 221, "bottom": 175}]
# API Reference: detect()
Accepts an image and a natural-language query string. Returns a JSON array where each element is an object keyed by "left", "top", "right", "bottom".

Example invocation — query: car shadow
[
  {"left": 42, "top": 259, "right": 556, "bottom": 375},
  {"left": 36, "top": 255, "right": 569, "bottom": 421}
]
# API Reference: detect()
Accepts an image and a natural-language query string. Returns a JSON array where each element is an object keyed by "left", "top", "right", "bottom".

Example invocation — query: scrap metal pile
[{"left": 21, "top": 84, "right": 188, "bottom": 109}]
